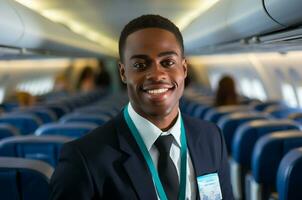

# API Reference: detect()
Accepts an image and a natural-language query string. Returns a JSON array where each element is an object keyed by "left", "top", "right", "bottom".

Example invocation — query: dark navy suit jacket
[{"left": 50, "top": 112, "right": 234, "bottom": 200}]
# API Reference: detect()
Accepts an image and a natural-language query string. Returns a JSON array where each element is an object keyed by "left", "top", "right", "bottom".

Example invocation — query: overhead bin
[
  {"left": 183, "top": 0, "right": 285, "bottom": 54},
  {"left": 183, "top": 0, "right": 235, "bottom": 53},
  {"left": 264, "top": 0, "right": 302, "bottom": 27},
  {"left": 0, "top": 0, "right": 24, "bottom": 46},
  {"left": 0, "top": 0, "right": 116, "bottom": 57}
]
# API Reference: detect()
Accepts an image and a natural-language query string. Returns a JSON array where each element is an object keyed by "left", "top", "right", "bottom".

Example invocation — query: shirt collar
[{"left": 127, "top": 102, "right": 182, "bottom": 151}]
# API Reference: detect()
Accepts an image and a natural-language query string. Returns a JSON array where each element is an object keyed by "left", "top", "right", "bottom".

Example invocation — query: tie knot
[{"left": 155, "top": 134, "right": 174, "bottom": 153}]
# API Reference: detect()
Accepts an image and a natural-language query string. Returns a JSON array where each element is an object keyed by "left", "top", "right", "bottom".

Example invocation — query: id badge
[{"left": 197, "top": 173, "right": 222, "bottom": 200}]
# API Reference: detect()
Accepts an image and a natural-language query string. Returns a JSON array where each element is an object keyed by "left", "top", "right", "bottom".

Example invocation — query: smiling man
[{"left": 50, "top": 15, "right": 233, "bottom": 200}]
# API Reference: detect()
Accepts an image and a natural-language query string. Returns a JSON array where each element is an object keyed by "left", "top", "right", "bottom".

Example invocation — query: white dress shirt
[{"left": 128, "top": 103, "right": 196, "bottom": 200}]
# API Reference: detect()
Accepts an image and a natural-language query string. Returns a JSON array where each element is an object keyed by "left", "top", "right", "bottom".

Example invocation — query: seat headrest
[
  {"left": 252, "top": 131, "right": 302, "bottom": 184},
  {"left": 277, "top": 147, "right": 302, "bottom": 200}
]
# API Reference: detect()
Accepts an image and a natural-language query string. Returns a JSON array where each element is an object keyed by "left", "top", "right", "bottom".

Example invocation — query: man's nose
[{"left": 146, "top": 63, "right": 167, "bottom": 81}]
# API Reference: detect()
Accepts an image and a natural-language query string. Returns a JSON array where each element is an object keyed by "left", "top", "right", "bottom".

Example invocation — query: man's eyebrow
[
  {"left": 130, "top": 54, "right": 149, "bottom": 60},
  {"left": 158, "top": 51, "right": 179, "bottom": 57},
  {"left": 129, "top": 51, "right": 179, "bottom": 60}
]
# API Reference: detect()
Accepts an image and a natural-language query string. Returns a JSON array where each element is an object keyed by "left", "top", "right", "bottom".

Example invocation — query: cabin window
[
  {"left": 240, "top": 78, "right": 267, "bottom": 101},
  {"left": 16, "top": 77, "right": 54, "bottom": 96},
  {"left": 289, "top": 68, "right": 302, "bottom": 107},
  {"left": 252, "top": 79, "right": 267, "bottom": 101},
  {"left": 240, "top": 78, "right": 252, "bottom": 98},
  {"left": 296, "top": 87, "right": 302, "bottom": 107},
  {"left": 0, "top": 87, "right": 5, "bottom": 104},
  {"left": 281, "top": 83, "right": 298, "bottom": 107},
  {"left": 209, "top": 73, "right": 221, "bottom": 90}
]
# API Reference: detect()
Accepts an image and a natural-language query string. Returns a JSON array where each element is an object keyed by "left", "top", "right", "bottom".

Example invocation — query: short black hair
[{"left": 119, "top": 14, "right": 184, "bottom": 62}]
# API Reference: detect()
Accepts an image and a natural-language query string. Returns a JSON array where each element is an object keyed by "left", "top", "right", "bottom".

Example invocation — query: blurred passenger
[
  {"left": 94, "top": 62, "right": 111, "bottom": 89},
  {"left": 77, "top": 66, "right": 96, "bottom": 92},
  {"left": 214, "top": 75, "right": 239, "bottom": 106},
  {"left": 54, "top": 73, "right": 70, "bottom": 93},
  {"left": 16, "top": 91, "right": 36, "bottom": 107}
]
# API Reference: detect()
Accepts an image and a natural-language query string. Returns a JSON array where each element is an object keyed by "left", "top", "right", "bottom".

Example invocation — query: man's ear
[
  {"left": 118, "top": 62, "right": 127, "bottom": 84},
  {"left": 182, "top": 58, "right": 188, "bottom": 78}
]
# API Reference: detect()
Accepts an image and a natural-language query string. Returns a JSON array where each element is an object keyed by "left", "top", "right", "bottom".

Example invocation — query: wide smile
[
  {"left": 141, "top": 84, "right": 176, "bottom": 102},
  {"left": 146, "top": 88, "right": 169, "bottom": 94}
]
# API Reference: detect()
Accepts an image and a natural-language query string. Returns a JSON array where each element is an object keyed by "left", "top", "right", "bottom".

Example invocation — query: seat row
[
  {"left": 0, "top": 92, "right": 128, "bottom": 139},
  {"left": 182, "top": 91, "right": 302, "bottom": 200},
  {"left": 0, "top": 91, "right": 128, "bottom": 200}
]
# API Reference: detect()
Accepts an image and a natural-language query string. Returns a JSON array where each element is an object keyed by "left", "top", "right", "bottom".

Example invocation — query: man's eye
[
  {"left": 161, "top": 60, "right": 175, "bottom": 67},
  {"left": 133, "top": 63, "right": 147, "bottom": 69}
]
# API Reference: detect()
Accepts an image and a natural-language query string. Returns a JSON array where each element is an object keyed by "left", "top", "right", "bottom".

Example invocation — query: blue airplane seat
[
  {"left": 0, "top": 135, "right": 71, "bottom": 167},
  {"left": 0, "top": 102, "right": 18, "bottom": 112},
  {"left": 264, "top": 105, "right": 302, "bottom": 119},
  {"left": 239, "top": 98, "right": 261, "bottom": 105},
  {"left": 246, "top": 131, "right": 302, "bottom": 200},
  {"left": 60, "top": 113, "right": 109, "bottom": 125},
  {"left": 12, "top": 107, "right": 57, "bottom": 124},
  {"left": 179, "top": 98, "right": 189, "bottom": 111},
  {"left": 44, "top": 104, "right": 70, "bottom": 119},
  {"left": 204, "top": 105, "right": 251, "bottom": 123},
  {"left": 252, "top": 100, "right": 285, "bottom": 112},
  {"left": 193, "top": 105, "right": 213, "bottom": 120},
  {"left": 0, "top": 124, "right": 20, "bottom": 140},
  {"left": 288, "top": 112, "right": 302, "bottom": 124},
  {"left": 74, "top": 106, "right": 118, "bottom": 118},
  {"left": 277, "top": 147, "right": 302, "bottom": 200},
  {"left": 0, "top": 157, "right": 53, "bottom": 200},
  {"left": 217, "top": 112, "right": 270, "bottom": 153},
  {"left": 35, "top": 122, "right": 97, "bottom": 138},
  {"left": 190, "top": 104, "right": 212, "bottom": 118},
  {"left": 182, "top": 101, "right": 199, "bottom": 115},
  {"left": 0, "top": 113, "right": 42, "bottom": 135},
  {"left": 27, "top": 107, "right": 57, "bottom": 123},
  {"left": 230, "top": 119, "right": 300, "bottom": 200}
]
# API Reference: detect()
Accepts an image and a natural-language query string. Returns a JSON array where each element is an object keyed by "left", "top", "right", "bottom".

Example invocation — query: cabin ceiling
[
  {"left": 32, "top": 0, "right": 202, "bottom": 39},
  {"left": 15, "top": 0, "right": 217, "bottom": 56},
  {"left": 12, "top": 0, "right": 302, "bottom": 56}
]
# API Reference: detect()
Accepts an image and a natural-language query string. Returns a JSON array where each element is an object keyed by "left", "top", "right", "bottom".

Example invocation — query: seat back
[
  {"left": 0, "top": 135, "right": 71, "bottom": 167},
  {"left": 73, "top": 106, "right": 117, "bottom": 118},
  {"left": 264, "top": 105, "right": 302, "bottom": 119},
  {"left": 0, "top": 113, "right": 42, "bottom": 135},
  {"left": 230, "top": 120, "right": 300, "bottom": 200},
  {"left": 27, "top": 107, "right": 57, "bottom": 123},
  {"left": 252, "top": 101, "right": 284, "bottom": 111},
  {"left": 0, "top": 157, "right": 53, "bottom": 200},
  {"left": 251, "top": 131, "right": 302, "bottom": 199},
  {"left": 60, "top": 113, "right": 109, "bottom": 125},
  {"left": 35, "top": 122, "right": 97, "bottom": 138},
  {"left": 232, "top": 119, "right": 300, "bottom": 168},
  {"left": 218, "top": 112, "right": 269, "bottom": 153},
  {"left": 0, "top": 124, "right": 20, "bottom": 140},
  {"left": 45, "top": 104, "right": 69, "bottom": 119},
  {"left": 204, "top": 105, "right": 251, "bottom": 123},
  {"left": 192, "top": 105, "right": 213, "bottom": 120},
  {"left": 277, "top": 147, "right": 302, "bottom": 200},
  {"left": 180, "top": 100, "right": 199, "bottom": 115},
  {"left": 288, "top": 112, "right": 302, "bottom": 124}
]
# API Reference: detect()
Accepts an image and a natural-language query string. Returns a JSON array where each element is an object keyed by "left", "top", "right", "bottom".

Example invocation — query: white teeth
[{"left": 147, "top": 88, "right": 168, "bottom": 94}]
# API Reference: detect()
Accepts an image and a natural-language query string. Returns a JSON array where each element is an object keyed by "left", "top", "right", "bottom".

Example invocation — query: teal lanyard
[{"left": 123, "top": 105, "right": 187, "bottom": 200}]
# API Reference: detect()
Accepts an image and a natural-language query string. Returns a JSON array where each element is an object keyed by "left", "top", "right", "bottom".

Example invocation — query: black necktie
[{"left": 154, "top": 135, "right": 179, "bottom": 200}]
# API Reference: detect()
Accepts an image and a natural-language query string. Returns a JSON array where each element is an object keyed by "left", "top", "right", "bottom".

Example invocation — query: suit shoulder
[{"left": 182, "top": 114, "right": 219, "bottom": 131}]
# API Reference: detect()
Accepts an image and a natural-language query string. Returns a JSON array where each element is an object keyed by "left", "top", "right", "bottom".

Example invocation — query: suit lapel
[
  {"left": 115, "top": 113, "right": 157, "bottom": 200},
  {"left": 183, "top": 115, "right": 202, "bottom": 200}
]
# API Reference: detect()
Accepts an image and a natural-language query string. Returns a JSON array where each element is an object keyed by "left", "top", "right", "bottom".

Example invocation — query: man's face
[{"left": 119, "top": 28, "right": 187, "bottom": 119}]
